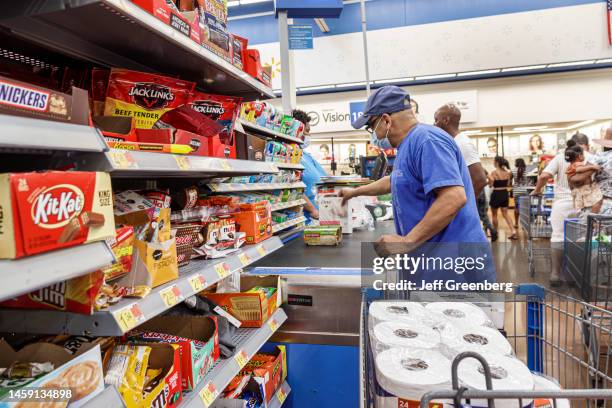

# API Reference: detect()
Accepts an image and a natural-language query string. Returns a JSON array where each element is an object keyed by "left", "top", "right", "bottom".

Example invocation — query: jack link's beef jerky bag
[
  {"left": 104, "top": 68, "right": 195, "bottom": 129},
  {"left": 187, "top": 91, "right": 242, "bottom": 146}
]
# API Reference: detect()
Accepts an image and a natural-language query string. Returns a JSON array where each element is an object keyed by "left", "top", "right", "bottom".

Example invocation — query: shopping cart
[
  {"left": 519, "top": 195, "right": 553, "bottom": 276},
  {"left": 564, "top": 215, "right": 612, "bottom": 303},
  {"left": 360, "top": 284, "right": 612, "bottom": 408}
]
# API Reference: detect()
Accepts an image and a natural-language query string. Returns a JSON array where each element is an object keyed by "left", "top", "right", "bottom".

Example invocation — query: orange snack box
[
  {"left": 199, "top": 276, "right": 281, "bottom": 328},
  {"left": 231, "top": 201, "right": 272, "bottom": 244}
]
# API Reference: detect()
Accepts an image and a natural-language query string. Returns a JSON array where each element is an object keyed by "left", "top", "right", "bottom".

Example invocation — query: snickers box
[{"left": 0, "top": 171, "right": 115, "bottom": 259}]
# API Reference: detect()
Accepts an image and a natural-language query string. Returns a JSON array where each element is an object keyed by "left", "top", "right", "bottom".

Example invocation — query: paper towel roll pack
[
  {"left": 369, "top": 301, "right": 426, "bottom": 324},
  {"left": 375, "top": 347, "right": 452, "bottom": 403},
  {"left": 425, "top": 301, "right": 494, "bottom": 328},
  {"left": 440, "top": 323, "right": 513, "bottom": 357},
  {"left": 372, "top": 321, "right": 441, "bottom": 352},
  {"left": 456, "top": 352, "right": 534, "bottom": 408},
  {"left": 532, "top": 373, "right": 570, "bottom": 408}
]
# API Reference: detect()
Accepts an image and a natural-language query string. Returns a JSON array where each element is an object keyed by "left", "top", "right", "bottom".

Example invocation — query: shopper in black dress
[
  {"left": 512, "top": 158, "right": 529, "bottom": 228},
  {"left": 489, "top": 156, "right": 518, "bottom": 240}
]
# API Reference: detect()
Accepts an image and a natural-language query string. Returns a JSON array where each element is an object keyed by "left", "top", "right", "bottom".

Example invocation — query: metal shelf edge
[
  {"left": 272, "top": 216, "right": 306, "bottom": 234},
  {"left": 239, "top": 120, "right": 304, "bottom": 145},
  {"left": 267, "top": 381, "right": 291, "bottom": 408},
  {"left": 0, "top": 241, "right": 115, "bottom": 302},
  {"left": 0, "top": 237, "right": 284, "bottom": 335},
  {"left": 0, "top": 114, "right": 107, "bottom": 153},
  {"left": 270, "top": 199, "right": 306, "bottom": 211},
  {"left": 208, "top": 182, "right": 305, "bottom": 193}
]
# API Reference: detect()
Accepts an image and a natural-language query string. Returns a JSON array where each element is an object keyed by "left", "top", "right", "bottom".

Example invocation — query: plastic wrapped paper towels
[
  {"left": 369, "top": 301, "right": 426, "bottom": 324},
  {"left": 532, "top": 373, "right": 570, "bottom": 408},
  {"left": 371, "top": 321, "right": 440, "bottom": 352},
  {"left": 374, "top": 347, "right": 453, "bottom": 406},
  {"left": 457, "top": 352, "right": 534, "bottom": 408},
  {"left": 441, "top": 322, "right": 513, "bottom": 357},
  {"left": 425, "top": 301, "right": 495, "bottom": 328}
]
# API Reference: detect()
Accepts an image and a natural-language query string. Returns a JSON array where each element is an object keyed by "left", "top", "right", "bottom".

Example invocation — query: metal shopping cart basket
[
  {"left": 360, "top": 284, "right": 612, "bottom": 408},
  {"left": 564, "top": 215, "right": 612, "bottom": 303},
  {"left": 519, "top": 195, "right": 554, "bottom": 276}
]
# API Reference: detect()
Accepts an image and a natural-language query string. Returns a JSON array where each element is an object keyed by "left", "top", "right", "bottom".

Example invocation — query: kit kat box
[{"left": 0, "top": 171, "right": 115, "bottom": 259}]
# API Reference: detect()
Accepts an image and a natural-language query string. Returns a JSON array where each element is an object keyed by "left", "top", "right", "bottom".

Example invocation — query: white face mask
[{"left": 370, "top": 121, "right": 393, "bottom": 150}]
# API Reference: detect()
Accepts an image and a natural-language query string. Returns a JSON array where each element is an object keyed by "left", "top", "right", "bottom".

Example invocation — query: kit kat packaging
[
  {"left": 104, "top": 68, "right": 195, "bottom": 129},
  {"left": 0, "top": 171, "right": 115, "bottom": 259}
]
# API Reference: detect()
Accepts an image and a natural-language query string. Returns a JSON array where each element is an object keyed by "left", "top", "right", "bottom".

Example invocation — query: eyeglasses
[{"left": 365, "top": 117, "right": 382, "bottom": 134}]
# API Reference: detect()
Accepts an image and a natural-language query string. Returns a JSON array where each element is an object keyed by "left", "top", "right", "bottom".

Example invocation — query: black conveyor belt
[{"left": 251, "top": 221, "right": 396, "bottom": 269}]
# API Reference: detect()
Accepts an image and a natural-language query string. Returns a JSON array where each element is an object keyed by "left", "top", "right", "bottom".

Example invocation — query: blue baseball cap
[{"left": 351, "top": 86, "right": 412, "bottom": 129}]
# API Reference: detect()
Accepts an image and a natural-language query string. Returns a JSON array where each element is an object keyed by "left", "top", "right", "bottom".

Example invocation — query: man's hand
[
  {"left": 530, "top": 189, "right": 541, "bottom": 196},
  {"left": 310, "top": 209, "right": 319, "bottom": 219},
  {"left": 339, "top": 188, "right": 356, "bottom": 206},
  {"left": 374, "top": 234, "right": 415, "bottom": 256}
]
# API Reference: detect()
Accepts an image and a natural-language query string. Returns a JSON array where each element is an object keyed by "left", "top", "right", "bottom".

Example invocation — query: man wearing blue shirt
[
  {"left": 341, "top": 86, "right": 493, "bottom": 282},
  {"left": 293, "top": 109, "right": 327, "bottom": 221}
]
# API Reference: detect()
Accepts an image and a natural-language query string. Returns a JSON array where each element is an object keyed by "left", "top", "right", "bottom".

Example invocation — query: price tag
[
  {"left": 199, "top": 382, "right": 217, "bottom": 407},
  {"left": 268, "top": 318, "right": 279, "bottom": 332},
  {"left": 214, "top": 262, "right": 230, "bottom": 278},
  {"left": 218, "top": 159, "right": 233, "bottom": 171},
  {"left": 113, "top": 303, "right": 144, "bottom": 333},
  {"left": 238, "top": 252, "right": 250, "bottom": 266},
  {"left": 256, "top": 245, "right": 267, "bottom": 257},
  {"left": 109, "top": 150, "right": 138, "bottom": 169},
  {"left": 160, "top": 285, "right": 183, "bottom": 307},
  {"left": 188, "top": 274, "right": 207, "bottom": 293},
  {"left": 174, "top": 155, "right": 191, "bottom": 170},
  {"left": 234, "top": 350, "right": 249, "bottom": 369},
  {"left": 277, "top": 387, "right": 287, "bottom": 404}
]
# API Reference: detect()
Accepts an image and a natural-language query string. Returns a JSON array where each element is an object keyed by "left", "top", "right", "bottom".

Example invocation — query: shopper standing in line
[
  {"left": 341, "top": 86, "right": 491, "bottom": 259},
  {"left": 433, "top": 103, "right": 488, "bottom": 198},
  {"left": 478, "top": 170, "right": 498, "bottom": 241},
  {"left": 532, "top": 132, "right": 591, "bottom": 286},
  {"left": 292, "top": 109, "right": 327, "bottom": 222},
  {"left": 489, "top": 156, "right": 518, "bottom": 240},
  {"left": 512, "top": 158, "right": 529, "bottom": 228}
]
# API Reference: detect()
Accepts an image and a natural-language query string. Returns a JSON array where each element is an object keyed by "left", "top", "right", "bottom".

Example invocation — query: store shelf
[
  {"left": 0, "top": 237, "right": 284, "bottom": 335},
  {"left": 208, "top": 182, "right": 305, "bottom": 193},
  {"left": 239, "top": 120, "right": 304, "bottom": 144},
  {"left": 0, "top": 241, "right": 115, "bottom": 303},
  {"left": 275, "top": 162, "right": 304, "bottom": 170},
  {"left": 73, "top": 150, "right": 279, "bottom": 178},
  {"left": 271, "top": 199, "right": 306, "bottom": 211},
  {"left": 1, "top": 1, "right": 273, "bottom": 99},
  {"left": 84, "top": 386, "right": 125, "bottom": 408},
  {"left": 0, "top": 114, "right": 107, "bottom": 153},
  {"left": 266, "top": 381, "right": 291, "bottom": 408},
  {"left": 181, "top": 308, "right": 288, "bottom": 408},
  {"left": 272, "top": 216, "right": 307, "bottom": 234}
]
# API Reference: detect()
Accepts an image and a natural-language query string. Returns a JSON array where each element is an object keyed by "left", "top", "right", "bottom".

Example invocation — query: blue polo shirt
[
  {"left": 391, "top": 124, "right": 487, "bottom": 243},
  {"left": 301, "top": 151, "right": 327, "bottom": 214}
]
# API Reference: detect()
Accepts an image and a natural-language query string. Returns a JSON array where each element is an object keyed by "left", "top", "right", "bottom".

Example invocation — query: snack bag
[
  {"left": 188, "top": 91, "right": 242, "bottom": 147},
  {"left": 104, "top": 69, "right": 195, "bottom": 129},
  {"left": 104, "top": 345, "right": 152, "bottom": 403}
]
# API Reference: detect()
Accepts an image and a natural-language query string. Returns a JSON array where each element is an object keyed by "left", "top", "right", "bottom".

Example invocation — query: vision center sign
[{"left": 303, "top": 90, "right": 478, "bottom": 134}]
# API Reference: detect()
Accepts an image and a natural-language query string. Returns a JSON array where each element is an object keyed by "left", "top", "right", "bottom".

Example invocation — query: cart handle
[{"left": 451, "top": 351, "right": 495, "bottom": 408}]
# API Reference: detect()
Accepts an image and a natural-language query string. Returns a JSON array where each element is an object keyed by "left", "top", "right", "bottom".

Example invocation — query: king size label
[{"left": 0, "top": 79, "right": 49, "bottom": 112}]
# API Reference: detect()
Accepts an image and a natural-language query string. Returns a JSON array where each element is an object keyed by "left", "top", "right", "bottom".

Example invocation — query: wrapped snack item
[
  {"left": 104, "top": 345, "right": 152, "bottom": 401},
  {"left": 153, "top": 105, "right": 223, "bottom": 137}
]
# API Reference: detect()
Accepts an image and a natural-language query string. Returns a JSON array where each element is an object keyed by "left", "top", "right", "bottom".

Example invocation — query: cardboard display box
[
  {"left": 132, "top": 0, "right": 201, "bottom": 44},
  {"left": 127, "top": 315, "right": 219, "bottom": 391},
  {"left": 0, "top": 341, "right": 105, "bottom": 407},
  {"left": 231, "top": 202, "right": 272, "bottom": 244},
  {"left": 239, "top": 346, "right": 286, "bottom": 404},
  {"left": 0, "top": 75, "right": 90, "bottom": 125},
  {"left": 0, "top": 171, "right": 115, "bottom": 259},
  {"left": 200, "top": 276, "right": 281, "bottom": 328},
  {"left": 106, "top": 343, "right": 182, "bottom": 408}
]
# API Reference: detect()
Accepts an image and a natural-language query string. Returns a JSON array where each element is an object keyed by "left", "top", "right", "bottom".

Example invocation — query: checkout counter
[{"left": 249, "top": 222, "right": 396, "bottom": 408}]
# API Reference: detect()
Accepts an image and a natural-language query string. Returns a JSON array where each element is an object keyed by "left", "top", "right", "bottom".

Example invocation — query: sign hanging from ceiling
[
  {"left": 275, "top": 0, "right": 343, "bottom": 18},
  {"left": 288, "top": 24, "right": 314, "bottom": 50}
]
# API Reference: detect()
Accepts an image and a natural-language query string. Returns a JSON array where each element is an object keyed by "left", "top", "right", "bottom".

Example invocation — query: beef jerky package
[
  {"left": 153, "top": 104, "right": 223, "bottom": 137},
  {"left": 187, "top": 92, "right": 242, "bottom": 149},
  {"left": 104, "top": 68, "right": 195, "bottom": 129}
]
